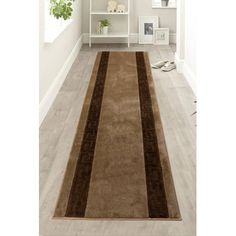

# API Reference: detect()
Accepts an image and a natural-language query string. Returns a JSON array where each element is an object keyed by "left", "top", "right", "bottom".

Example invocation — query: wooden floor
[{"left": 40, "top": 44, "right": 196, "bottom": 236}]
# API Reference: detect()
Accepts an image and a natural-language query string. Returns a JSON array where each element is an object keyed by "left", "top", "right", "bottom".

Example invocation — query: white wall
[
  {"left": 82, "top": 0, "right": 176, "bottom": 42},
  {"left": 184, "top": 0, "right": 196, "bottom": 77},
  {"left": 39, "top": 0, "right": 83, "bottom": 124},
  {"left": 176, "top": 0, "right": 196, "bottom": 94}
]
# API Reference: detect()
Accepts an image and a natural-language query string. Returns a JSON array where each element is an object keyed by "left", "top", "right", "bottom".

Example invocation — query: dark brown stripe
[
  {"left": 65, "top": 52, "right": 110, "bottom": 217},
  {"left": 136, "top": 52, "right": 169, "bottom": 218}
]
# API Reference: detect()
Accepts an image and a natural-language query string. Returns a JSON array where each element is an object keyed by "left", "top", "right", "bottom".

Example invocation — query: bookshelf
[{"left": 89, "top": 0, "right": 130, "bottom": 47}]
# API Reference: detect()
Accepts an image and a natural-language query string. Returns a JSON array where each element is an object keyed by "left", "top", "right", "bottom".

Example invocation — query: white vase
[{"left": 101, "top": 26, "right": 109, "bottom": 34}]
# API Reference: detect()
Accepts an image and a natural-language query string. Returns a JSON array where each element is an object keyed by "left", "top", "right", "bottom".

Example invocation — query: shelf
[
  {"left": 90, "top": 33, "right": 129, "bottom": 38},
  {"left": 89, "top": 0, "right": 130, "bottom": 47},
  {"left": 91, "top": 11, "right": 128, "bottom": 15}
]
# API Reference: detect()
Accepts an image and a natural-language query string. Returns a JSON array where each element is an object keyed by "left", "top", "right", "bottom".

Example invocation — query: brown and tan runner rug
[{"left": 54, "top": 51, "right": 181, "bottom": 220}]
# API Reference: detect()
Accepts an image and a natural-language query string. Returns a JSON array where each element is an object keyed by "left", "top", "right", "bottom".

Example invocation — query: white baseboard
[
  {"left": 183, "top": 62, "right": 197, "bottom": 95},
  {"left": 83, "top": 33, "right": 176, "bottom": 44},
  {"left": 39, "top": 35, "right": 83, "bottom": 126},
  {"left": 175, "top": 52, "right": 184, "bottom": 73},
  {"left": 175, "top": 52, "right": 196, "bottom": 95}
]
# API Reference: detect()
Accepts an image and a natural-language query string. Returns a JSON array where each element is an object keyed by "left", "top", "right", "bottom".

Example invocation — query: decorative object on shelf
[
  {"left": 139, "top": 16, "right": 159, "bottom": 44},
  {"left": 99, "top": 19, "right": 111, "bottom": 34},
  {"left": 107, "top": 0, "right": 118, "bottom": 13},
  {"left": 97, "top": 22, "right": 102, "bottom": 34},
  {"left": 153, "top": 28, "right": 169, "bottom": 45},
  {"left": 161, "top": 0, "right": 169, "bottom": 7},
  {"left": 117, "top": 4, "right": 126, "bottom": 13},
  {"left": 50, "top": 0, "right": 75, "bottom": 20}
]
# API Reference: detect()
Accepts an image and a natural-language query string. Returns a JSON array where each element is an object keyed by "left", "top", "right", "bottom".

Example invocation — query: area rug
[{"left": 54, "top": 51, "right": 181, "bottom": 220}]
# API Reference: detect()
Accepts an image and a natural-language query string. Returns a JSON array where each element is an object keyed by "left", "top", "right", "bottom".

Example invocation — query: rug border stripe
[
  {"left": 136, "top": 51, "right": 169, "bottom": 218},
  {"left": 65, "top": 52, "right": 110, "bottom": 217},
  {"left": 143, "top": 52, "right": 181, "bottom": 218},
  {"left": 54, "top": 53, "right": 103, "bottom": 218}
]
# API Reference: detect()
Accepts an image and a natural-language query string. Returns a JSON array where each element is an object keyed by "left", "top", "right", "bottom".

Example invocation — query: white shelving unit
[{"left": 89, "top": 0, "right": 130, "bottom": 47}]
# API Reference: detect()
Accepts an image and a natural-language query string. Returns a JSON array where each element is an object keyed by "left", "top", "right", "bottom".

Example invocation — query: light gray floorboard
[{"left": 40, "top": 44, "right": 196, "bottom": 236}]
